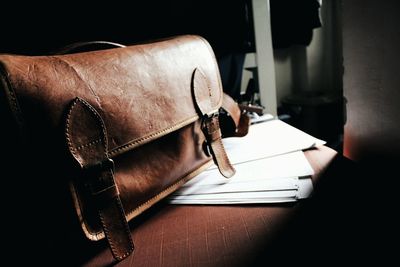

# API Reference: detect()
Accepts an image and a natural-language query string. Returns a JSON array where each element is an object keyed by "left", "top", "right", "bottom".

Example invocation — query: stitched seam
[
  {"left": 98, "top": 211, "right": 119, "bottom": 259},
  {"left": 76, "top": 139, "right": 101, "bottom": 151},
  {"left": 115, "top": 191, "right": 134, "bottom": 258},
  {"left": 79, "top": 99, "right": 108, "bottom": 153},
  {"left": 196, "top": 36, "right": 223, "bottom": 108},
  {"left": 65, "top": 99, "right": 81, "bottom": 165},
  {"left": 213, "top": 118, "right": 234, "bottom": 171},
  {"left": 216, "top": 136, "right": 234, "bottom": 170},
  {"left": 100, "top": 204, "right": 132, "bottom": 260},
  {"left": 98, "top": 174, "right": 133, "bottom": 260},
  {"left": 108, "top": 167, "right": 134, "bottom": 254},
  {"left": 77, "top": 160, "right": 212, "bottom": 241},
  {"left": 206, "top": 73, "right": 212, "bottom": 100},
  {"left": 65, "top": 98, "right": 108, "bottom": 166},
  {"left": 109, "top": 116, "right": 198, "bottom": 156},
  {"left": 128, "top": 179, "right": 184, "bottom": 217},
  {"left": 126, "top": 160, "right": 212, "bottom": 219},
  {"left": 192, "top": 68, "right": 209, "bottom": 116}
]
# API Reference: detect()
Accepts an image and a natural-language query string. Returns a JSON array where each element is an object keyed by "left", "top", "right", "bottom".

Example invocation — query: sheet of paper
[
  {"left": 250, "top": 113, "right": 274, "bottom": 124},
  {"left": 173, "top": 177, "right": 299, "bottom": 196},
  {"left": 169, "top": 190, "right": 298, "bottom": 201},
  {"left": 214, "top": 119, "right": 325, "bottom": 166},
  {"left": 168, "top": 198, "right": 297, "bottom": 204},
  {"left": 183, "top": 151, "right": 314, "bottom": 188},
  {"left": 297, "top": 177, "right": 314, "bottom": 199},
  {"left": 169, "top": 152, "right": 315, "bottom": 204},
  {"left": 169, "top": 177, "right": 313, "bottom": 204}
]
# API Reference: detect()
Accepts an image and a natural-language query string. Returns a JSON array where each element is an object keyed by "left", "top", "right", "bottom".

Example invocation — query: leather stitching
[
  {"left": 109, "top": 116, "right": 199, "bottom": 157},
  {"left": 98, "top": 169, "right": 134, "bottom": 261},
  {"left": 98, "top": 211, "right": 116, "bottom": 257},
  {"left": 125, "top": 160, "right": 212, "bottom": 220},
  {"left": 114, "top": 189, "right": 134, "bottom": 257},
  {"left": 67, "top": 100, "right": 133, "bottom": 260},
  {"left": 76, "top": 139, "right": 101, "bottom": 151},
  {"left": 197, "top": 36, "right": 223, "bottom": 108},
  {"left": 110, "top": 37, "right": 223, "bottom": 157},
  {"left": 206, "top": 115, "right": 235, "bottom": 177},
  {"left": 192, "top": 68, "right": 212, "bottom": 116},
  {"left": 65, "top": 99, "right": 81, "bottom": 165},
  {"left": 74, "top": 154, "right": 213, "bottom": 240},
  {"left": 106, "top": 168, "right": 134, "bottom": 257},
  {"left": 214, "top": 136, "right": 234, "bottom": 173},
  {"left": 77, "top": 98, "right": 108, "bottom": 155},
  {"left": 66, "top": 97, "right": 108, "bottom": 167}
]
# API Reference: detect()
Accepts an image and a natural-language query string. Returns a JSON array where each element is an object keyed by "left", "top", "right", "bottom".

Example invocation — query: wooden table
[
  {"left": 7, "top": 140, "right": 390, "bottom": 265},
  {"left": 78, "top": 146, "right": 339, "bottom": 266}
]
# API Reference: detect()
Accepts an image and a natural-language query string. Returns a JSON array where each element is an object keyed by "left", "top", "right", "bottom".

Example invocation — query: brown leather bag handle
[{"left": 54, "top": 40, "right": 126, "bottom": 55}]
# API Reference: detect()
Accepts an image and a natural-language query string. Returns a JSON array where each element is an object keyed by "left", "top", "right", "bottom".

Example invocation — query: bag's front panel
[
  {"left": 116, "top": 120, "right": 208, "bottom": 213},
  {"left": 73, "top": 120, "right": 210, "bottom": 238}
]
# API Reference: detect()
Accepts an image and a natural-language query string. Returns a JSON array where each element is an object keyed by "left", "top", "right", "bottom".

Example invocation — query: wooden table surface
[
  {"left": 79, "top": 146, "right": 338, "bottom": 267},
  {"left": 9, "top": 144, "right": 388, "bottom": 266}
]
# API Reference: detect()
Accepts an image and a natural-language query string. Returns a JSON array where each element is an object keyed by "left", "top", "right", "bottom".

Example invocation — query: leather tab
[
  {"left": 65, "top": 97, "right": 134, "bottom": 261},
  {"left": 192, "top": 68, "right": 235, "bottom": 178},
  {"left": 235, "top": 113, "right": 250, "bottom": 137},
  {"left": 203, "top": 114, "right": 235, "bottom": 178}
]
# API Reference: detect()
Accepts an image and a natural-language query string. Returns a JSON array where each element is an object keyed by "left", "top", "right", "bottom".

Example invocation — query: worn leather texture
[{"left": 0, "top": 35, "right": 234, "bottom": 261}]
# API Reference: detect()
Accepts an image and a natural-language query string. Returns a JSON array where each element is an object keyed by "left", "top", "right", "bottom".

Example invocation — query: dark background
[{"left": 0, "top": 1, "right": 254, "bottom": 56}]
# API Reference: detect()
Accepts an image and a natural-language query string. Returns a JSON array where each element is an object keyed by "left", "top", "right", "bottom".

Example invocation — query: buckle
[
  {"left": 84, "top": 158, "right": 115, "bottom": 174},
  {"left": 204, "top": 111, "right": 219, "bottom": 120},
  {"left": 82, "top": 158, "right": 118, "bottom": 198},
  {"left": 201, "top": 111, "right": 219, "bottom": 128}
]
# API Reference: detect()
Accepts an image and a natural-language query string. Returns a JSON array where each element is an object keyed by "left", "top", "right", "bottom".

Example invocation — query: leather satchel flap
[{"left": 0, "top": 35, "right": 223, "bottom": 157}]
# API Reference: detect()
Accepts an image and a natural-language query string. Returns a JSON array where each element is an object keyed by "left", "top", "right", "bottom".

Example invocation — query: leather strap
[
  {"left": 204, "top": 114, "right": 236, "bottom": 177},
  {"left": 192, "top": 68, "right": 235, "bottom": 178},
  {"left": 220, "top": 93, "right": 250, "bottom": 137},
  {"left": 222, "top": 93, "right": 241, "bottom": 127},
  {"left": 54, "top": 41, "right": 126, "bottom": 54},
  {"left": 65, "top": 97, "right": 133, "bottom": 261}
]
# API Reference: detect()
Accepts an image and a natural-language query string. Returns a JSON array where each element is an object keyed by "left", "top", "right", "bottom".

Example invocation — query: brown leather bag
[{"left": 0, "top": 35, "right": 248, "bottom": 261}]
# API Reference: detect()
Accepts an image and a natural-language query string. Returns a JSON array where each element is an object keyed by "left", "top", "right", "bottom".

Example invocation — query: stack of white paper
[{"left": 168, "top": 119, "right": 325, "bottom": 204}]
